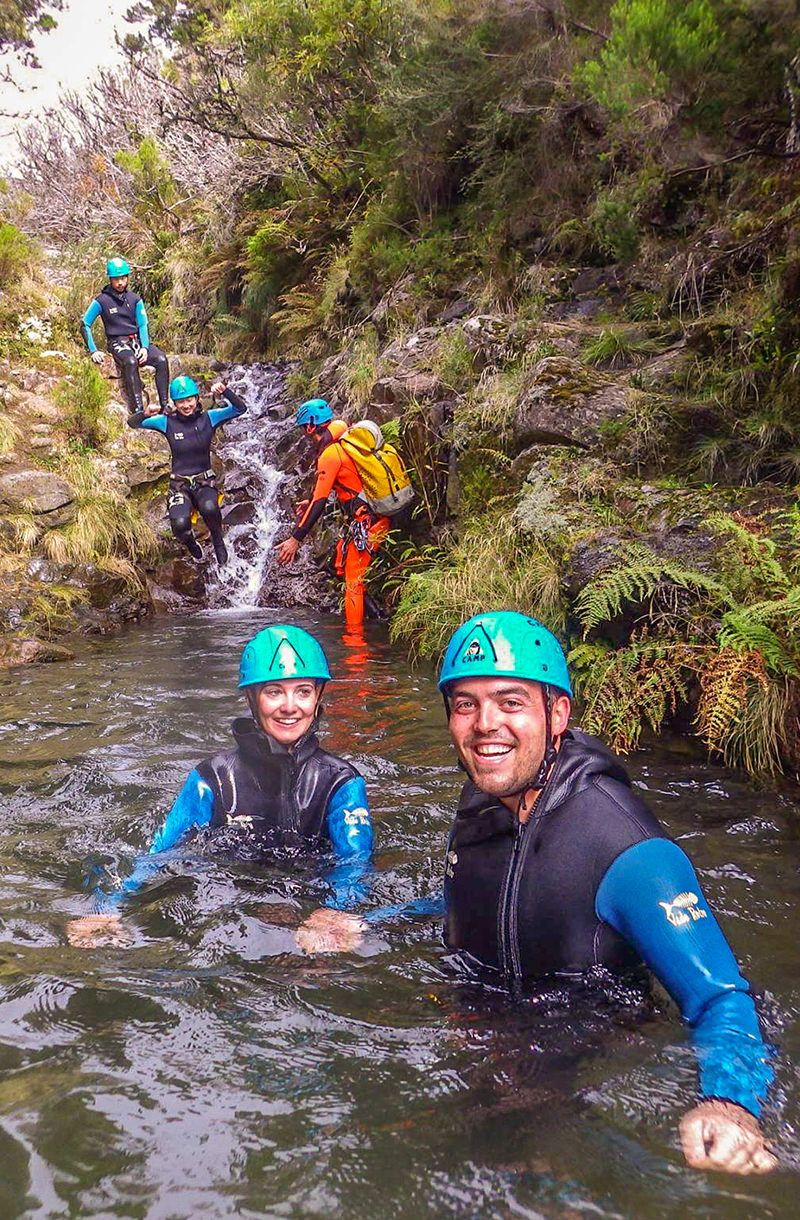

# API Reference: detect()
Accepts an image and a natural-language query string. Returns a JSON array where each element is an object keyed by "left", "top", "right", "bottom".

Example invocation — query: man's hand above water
[{"left": 679, "top": 1100, "right": 777, "bottom": 1174}]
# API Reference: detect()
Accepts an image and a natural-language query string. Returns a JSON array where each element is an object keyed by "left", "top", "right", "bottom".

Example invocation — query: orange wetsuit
[{"left": 293, "top": 429, "right": 389, "bottom": 628}]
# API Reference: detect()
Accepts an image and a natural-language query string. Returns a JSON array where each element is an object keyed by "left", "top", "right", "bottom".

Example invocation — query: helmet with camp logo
[
  {"left": 438, "top": 610, "right": 572, "bottom": 697},
  {"left": 238, "top": 624, "right": 332, "bottom": 687}
]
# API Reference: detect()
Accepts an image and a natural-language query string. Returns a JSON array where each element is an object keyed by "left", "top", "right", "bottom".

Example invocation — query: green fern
[
  {"left": 718, "top": 587, "right": 800, "bottom": 676},
  {"left": 707, "top": 512, "right": 789, "bottom": 599},
  {"left": 570, "top": 634, "right": 696, "bottom": 752},
  {"left": 574, "top": 544, "right": 731, "bottom": 634}
]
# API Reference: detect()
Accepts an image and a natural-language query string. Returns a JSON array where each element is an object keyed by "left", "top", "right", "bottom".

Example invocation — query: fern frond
[
  {"left": 696, "top": 648, "right": 791, "bottom": 775},
  {"left": 575, "top": 544, "right": 731, "bottom": 634},
  {"left": 572, "top": 634, "right": 698, "bottom": 753}
]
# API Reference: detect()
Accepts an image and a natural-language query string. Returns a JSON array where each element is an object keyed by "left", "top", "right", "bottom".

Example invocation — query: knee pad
[{"left": 170, "top": 517, "right": 193, "bottom": 543}]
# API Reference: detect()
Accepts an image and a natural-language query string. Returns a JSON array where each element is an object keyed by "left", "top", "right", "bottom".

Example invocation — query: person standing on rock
[
  {"left": 128, "top": 374, "right": 246, "bottom": 565},
  {"left": 66, "top": 625, "right": 372, "bottom": 955},
  {"left": 80, "top": 257, "right": 170, "bottom": 414},
  {"left": 437, "top": 609, "right": 777, "bottom": 1176},
  {"left": 275, "top": 399, "right": 390, "bottom": 631}
]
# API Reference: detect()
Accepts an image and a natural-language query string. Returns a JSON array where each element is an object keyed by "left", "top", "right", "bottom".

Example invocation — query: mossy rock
[{"left": 511, "top": 356, "right": 627, "bottom": 451}]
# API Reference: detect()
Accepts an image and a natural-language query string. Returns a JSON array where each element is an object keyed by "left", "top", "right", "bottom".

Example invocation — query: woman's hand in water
[
  {"left": 66, "top": 913, "right": 133, "bottom": 949},
  {"left": 679, "top": 1100, "right": 777, "bottom": 1174},
  {"left": 296, "top": 908, "right": 365, "bottom": 955}
]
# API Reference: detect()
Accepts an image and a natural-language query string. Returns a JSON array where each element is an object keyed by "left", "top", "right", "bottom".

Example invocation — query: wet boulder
[
  {"left": 0, "top": 634, "right": 75, "bottom": 668},
  {"left": 0, "top": 468, "right": 76, "bottom": 528}
]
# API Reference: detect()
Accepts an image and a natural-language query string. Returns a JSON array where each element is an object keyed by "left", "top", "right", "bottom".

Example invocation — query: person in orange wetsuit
[{"left": 275, "top": 399, "right": 390, "bottom": 629}]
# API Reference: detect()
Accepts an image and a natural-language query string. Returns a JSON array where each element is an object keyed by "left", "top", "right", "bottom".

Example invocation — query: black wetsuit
[
  {"left": 443, "top": 728, "right": 773, "bottom": 1117},
  {"left": 127, "top": 391, "right": 247, "bottom": 561},
  {"left": 106, "top": 719, "right": 374, "bottom": 910},
  {"left": 81, "top": 286, "right": 170, "bottom": 412}
]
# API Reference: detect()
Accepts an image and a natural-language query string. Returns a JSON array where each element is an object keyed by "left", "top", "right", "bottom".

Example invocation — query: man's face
[
  {"left": 254, "top": 678, "right": 321, "bottom": 745},
  {"left": 447, "top": 676, "right": 571, "bottom": 800},
  {"left": 175, "top": 396, "right": 199, "bottom": 417},
  {"left": 109, "top": 275, "right": 128, "bottom": 293}
]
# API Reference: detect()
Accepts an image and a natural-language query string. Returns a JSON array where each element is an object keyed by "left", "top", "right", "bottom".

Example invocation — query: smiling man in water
[{"left": 438, "top": 610, "right": 777, "bottom": 1176}]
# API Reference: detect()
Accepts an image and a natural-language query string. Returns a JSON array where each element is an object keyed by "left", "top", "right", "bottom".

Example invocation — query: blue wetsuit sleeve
[
  {"left": 135, "top": 299, "right": 150, "bottom": 349},
  {"left": 322, "top": 775, "right": 374, "bottom": 910},
  {"left": 149, "top": 768, "right": 215, "bottom": 853},
  {"left": 595, "top": 838, "right": 774, "bottom": 1117},
  {"left": 80, "top": 300, "right": 101, "bottom": 352},
  {"left": 128, "top": 413, "right": 169, "bottom": 433},
  {"left": 98, "top": 769, "right": 215, "bottom": 911},
  {"left": 363, "top": 894, "right": 445, "bottom": 925},
  {"left": 208, "top": 391, "right": 247, "bottom": 429}
]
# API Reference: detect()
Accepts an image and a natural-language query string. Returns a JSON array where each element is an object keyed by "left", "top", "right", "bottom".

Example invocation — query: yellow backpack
[{"left": 339, "top": 420, "right": 416, "bottom": 517}]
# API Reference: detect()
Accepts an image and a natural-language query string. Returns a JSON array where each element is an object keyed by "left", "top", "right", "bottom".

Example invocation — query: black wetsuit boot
[{"left": 211, "top": 532, "right": 229, "bottom": 566}]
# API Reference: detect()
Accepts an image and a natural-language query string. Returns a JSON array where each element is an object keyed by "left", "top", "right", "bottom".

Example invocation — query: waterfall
[{"left": 204, "top": 362, "right": 289, "bottom": 610}]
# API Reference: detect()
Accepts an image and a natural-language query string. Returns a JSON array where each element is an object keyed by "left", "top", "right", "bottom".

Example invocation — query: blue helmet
[
  {"left": 438, "top": 611, "right": 572, "bottom": 697},
  {"left": 170, "top": 375, "right": 200, "bottom": 401},
  {"left": 296, "top": 398, "right": 333, "bottom": 427},
  {"left": 106, "top": 256, "right": 130, "bottom": 277},
  {"left": 238, "top": 625, "right": 332, "bottom": 688}
]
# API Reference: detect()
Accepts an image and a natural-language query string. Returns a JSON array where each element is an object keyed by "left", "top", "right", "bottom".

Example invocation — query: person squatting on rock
[
  {"left": 437, "top": 610, "right": 777, "bottom": 1176},
  {"left": 67, "top": 625, "right": 373, "bottom": 955},
  {"left": 80, "top": 256, "right": 170, "bottom": 414},
  {"left": 127, "top": 374, "right": 246, "bottom": 565},
  {"left": 275, "top": 399, "right": 390, "bottom": 631}
]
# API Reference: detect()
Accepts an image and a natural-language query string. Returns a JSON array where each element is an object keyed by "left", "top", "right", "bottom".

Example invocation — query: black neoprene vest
[
  {"left": 443, "top": 730, "right": 667, "bottom": 984},
  {"left": 196, "top": 717, "right": 358, "bottom": 848},
  {"left": 164, "top": 410, "right": 214, "bottom": 477},
  {"left": 94, "top": 287, "right": 142, "bottom": 338}
]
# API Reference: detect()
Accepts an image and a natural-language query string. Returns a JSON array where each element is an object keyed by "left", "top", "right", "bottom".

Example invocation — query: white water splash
[{"left": 205, "top": 362, "right": 289, "bottom": 610}]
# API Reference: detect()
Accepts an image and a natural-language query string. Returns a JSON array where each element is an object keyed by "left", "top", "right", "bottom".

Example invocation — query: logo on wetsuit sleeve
[
  {"left": 226, "top": 813, "right": 254, "bottom": 829},
  {"left": 659, "top": 891, "right": 707, "bottom": 927},
  {"left": 344, "top": 807, "right": 370, "bottom": 826}
]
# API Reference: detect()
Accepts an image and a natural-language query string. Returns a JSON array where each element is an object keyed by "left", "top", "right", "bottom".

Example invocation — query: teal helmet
[
  {"left": 238, "top": 625, "right": 332, "bottom": 688},
  {"left": 106, "top": 256, "right": 130, "bottom": 277},
  {"left": 296, "top": 398, "right": 333, "bottom": 427},
  {"left": 170, "top": 374, "right": 200, "bottom": 402},
  {"left": 438, "top": 611, "right": 572, "bottom": 697}
]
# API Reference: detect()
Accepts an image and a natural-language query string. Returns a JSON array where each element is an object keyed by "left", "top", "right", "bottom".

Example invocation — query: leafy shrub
[
  {"left": 54, "top": 359, "right": 116, "bottom": 449},
  {"left": 577, "top": 0, "right": 721, "bottom": 113},
  {"left": 588, "top": 191, "right": 641, "bottom": 262},
  {"left": 0, "top": 221, "right": 33, "bottom": 289}
]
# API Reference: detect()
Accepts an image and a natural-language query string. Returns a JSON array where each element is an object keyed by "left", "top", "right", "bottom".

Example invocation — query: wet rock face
[
  {"left": 511, "top": 356, "right": 628, "bottom": 451},
  {"left": 0, "top": 469, "right": 76, "bottom": 528}
]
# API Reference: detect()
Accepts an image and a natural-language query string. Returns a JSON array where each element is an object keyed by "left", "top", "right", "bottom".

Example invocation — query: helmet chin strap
[
  {"left": 530, "top": 684, "right": 557, "bottom": 791},
  {"left": 507, "top": 684, "right": 557, "bottom": 800}
]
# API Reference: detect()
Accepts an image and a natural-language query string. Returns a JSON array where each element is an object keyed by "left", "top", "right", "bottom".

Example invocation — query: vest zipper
[{"left": 498, "top": 817, "right": 529, "bottom": 993}]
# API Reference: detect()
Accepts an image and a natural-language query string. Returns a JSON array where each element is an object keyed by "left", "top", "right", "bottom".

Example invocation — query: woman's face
[{"left": 253, "top": 679, "right": 321, "bottom": 745}]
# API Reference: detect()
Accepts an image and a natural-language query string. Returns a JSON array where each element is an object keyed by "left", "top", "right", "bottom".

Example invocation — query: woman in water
[{"left": 67, "top": 625, "right": 373, "bottom": 954}]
